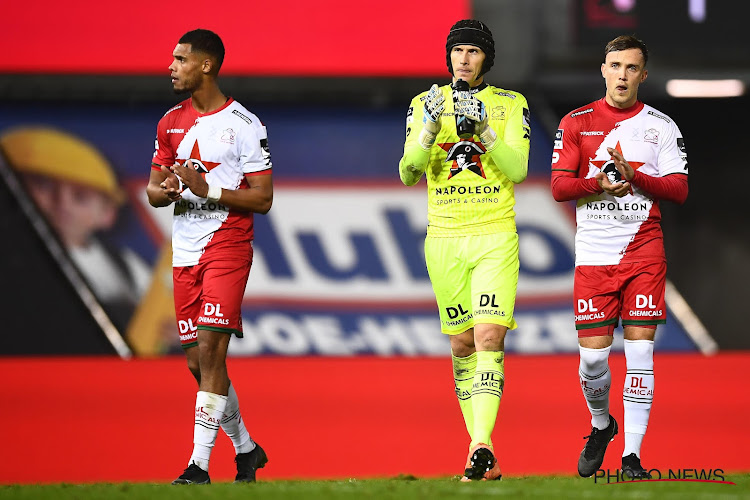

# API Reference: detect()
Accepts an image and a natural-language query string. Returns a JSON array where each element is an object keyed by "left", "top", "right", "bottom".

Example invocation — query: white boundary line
[{"left": 665, "top": 279, "right": 718, "bottom": 355}]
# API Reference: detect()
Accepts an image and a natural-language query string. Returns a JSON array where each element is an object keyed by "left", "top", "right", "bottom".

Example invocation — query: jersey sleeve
[
  {"left": 151, "top": 116, "right": 175, "bottom": 170},
  {"left": 551, "top": 175, "right": 601, "bottom": 202},
  {"left": 630, "top": 169, "right": 688, "bottom": 204},
  {"left": 484, "top": 94, "right": 529, "bottom": 184},
  {"left": 550, "top": 115, "right": 581, "bottom": 175},
  {"left": 657, "top": 121, "right": 688, "bottom": 177},
  {"left": 398, "top": 93, "right": 431, "bottom": 186},
  {"left": 549, "top": 113, "right": 604, "bottom": 202},
  {"left": 628, "top": 117, "right": 688, "bottom": 203},
  {"left": 240, "top": 123, "right": 272, "bottom": 176}
]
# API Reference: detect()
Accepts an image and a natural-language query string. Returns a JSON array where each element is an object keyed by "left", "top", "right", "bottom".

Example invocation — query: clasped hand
[
  {"left": 454, "top": 95, "right": 490, "bottom": 137},
  {"left": 595, "top": 147, "right": 635, "bottom": 197},
  {"left": 163, "top": 160, "right": 210, "bottom": 199}
]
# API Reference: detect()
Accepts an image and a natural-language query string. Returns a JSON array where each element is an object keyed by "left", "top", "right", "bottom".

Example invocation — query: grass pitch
[{"left": 1, "top": 474, "right": 748, "bottom": 500}]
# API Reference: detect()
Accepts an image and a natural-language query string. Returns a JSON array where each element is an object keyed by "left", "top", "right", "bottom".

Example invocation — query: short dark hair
[
  {"left": 604, "top": 35, "right": 648, "bottom": 66},
  {"left": 179, "top": 29, "right": 225, "bottom": 73}
]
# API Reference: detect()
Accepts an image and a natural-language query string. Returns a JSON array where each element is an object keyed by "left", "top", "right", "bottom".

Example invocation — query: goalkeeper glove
[
  {"left": 418, "top": 84, "right": 445, "bottom": 149},
  {"left": 454, "top": 95, "right": 498, "bottom": 149}
]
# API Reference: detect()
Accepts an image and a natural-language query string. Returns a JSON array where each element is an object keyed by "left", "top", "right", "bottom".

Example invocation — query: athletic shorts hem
[
  {"left": 442, "top": 318, "right": 516, "bottom": 335},
  {"left": 576, "top": 318, "right": 619, "bottom": 330},
  {"left": 442, "top": 324, "right": 475, "bottom": 335},
  {"left": 181, "top": 341, "right": 198, "bottom": 350},
  {"left": 197, "top": 325, "right": 244, "bottom": 338},
  {"left": 474, "top": 317, "right": 516, "bottom": 330},
  {"left": 622, "top": 319, "right": 666, "bottom": 326}
]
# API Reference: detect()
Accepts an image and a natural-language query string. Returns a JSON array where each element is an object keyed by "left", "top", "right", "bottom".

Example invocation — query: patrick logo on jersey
[
  {"left": 176, "top": 141, "right": 220, "bottom": 175},
  {"left": 439, "top": 140, "right": 487, "bottom": 179},
  {"left": 589, "top": 141, "right": 644, "bottom": 184}
]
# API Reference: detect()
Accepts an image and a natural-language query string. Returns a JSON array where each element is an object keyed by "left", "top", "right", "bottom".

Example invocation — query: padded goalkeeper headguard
[{"left": 446, "top": 19, "right": 495, "bottom": 76}]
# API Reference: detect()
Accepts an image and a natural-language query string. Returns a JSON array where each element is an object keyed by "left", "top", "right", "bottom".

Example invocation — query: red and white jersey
[
  {"left": 152, "top": 97, "right": 272, "bottom": 267},
  {"left": 551, "top": 98, "right": 688, "bottom": 266}
]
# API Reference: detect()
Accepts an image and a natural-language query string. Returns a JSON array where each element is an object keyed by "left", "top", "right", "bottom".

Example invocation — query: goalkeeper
[{"left": 398, "top": 19, "right": 530, "bottom": 481}]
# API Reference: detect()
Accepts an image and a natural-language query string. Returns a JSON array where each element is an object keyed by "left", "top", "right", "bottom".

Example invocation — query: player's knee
[
  {"left": 475, "top": 336, "right": 504, "bottom": 352},
  {"left": 184, "top": 347, "right": 201, "bottom": 382},
  {"left": 198, "top": 345, "right": 222, "bottom": 366},
  {"left": 578, "top": 344, "right": 610, "bottom": 372},
  {"left": 197, "top": 342, "right": 228, "bottom": 372},
  {"left": 623, "top": 325, "right": 656, "bottom": 341},
  {"left": 474, "top": 324, "right": 506, "bottom": 351},
  {"left": 450, "top": 329, "right": 476, "bottom": 357}
]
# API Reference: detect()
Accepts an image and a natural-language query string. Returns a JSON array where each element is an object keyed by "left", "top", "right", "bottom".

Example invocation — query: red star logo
[
  {"left": 590, "top": 141, "right": 645, "bottom": 173},
  {"left": 176, "top": 141, "right": 221, "bottom": 178},
  {"left": 438, "top": 139, "right": 487, "bottom": 179}
]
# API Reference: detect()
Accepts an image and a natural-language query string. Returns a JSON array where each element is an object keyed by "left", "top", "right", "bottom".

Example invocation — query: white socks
[
  {"left": 579, "top": 345, "right": 612, "bottom": 430},
  {"left": 189, "top": 391, "right": 227, "bottom": 471},
  {"left": 623, "top": 339, "right": 654, "bottom": 458},
  {"left": 579, "top": 340, "right": 655, "bottom": 458},
  {"left": 221, "top": 382, "right": 256, "bottom": 455}
]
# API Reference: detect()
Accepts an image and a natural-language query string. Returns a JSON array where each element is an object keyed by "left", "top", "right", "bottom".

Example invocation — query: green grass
[{"left": 1, "top": 474, "right": 748, "bottom": 500}]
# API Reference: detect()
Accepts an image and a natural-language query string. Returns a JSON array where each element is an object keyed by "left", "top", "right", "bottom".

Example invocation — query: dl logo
[
  {"left": 636, "top": 295, "right": 656, "bottom": 309},
  {"left": 577, "top": 299, "right": 598, "bottom": 313},
  {"left": 447, "top": 304, "right": 469, "bottom": 319},
  {"left": 204, "top": 303, "right": 225, "bottom": 316},
  {"left": 480, "top": 294, "right": 499, "bottom": 307},
  {"left": 178, "top": 318, "right": 197, "bottom": 334}
]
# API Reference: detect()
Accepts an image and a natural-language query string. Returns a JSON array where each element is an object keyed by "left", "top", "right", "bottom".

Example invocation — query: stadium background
[{"left": 1, "top": 0, "right": 748, "bottom": 483}]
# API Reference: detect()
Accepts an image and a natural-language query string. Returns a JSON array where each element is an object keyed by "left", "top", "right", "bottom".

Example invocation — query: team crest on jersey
[
  {"left": 644, "top": 128, "right": 659, "bottom": 144},
  {"left": 220, "top": 128, "right": 236, "bottom": 144},
  {"left": 439, "top": 140, "right": 487, "bottom": 179},
  {"left": 177, "top": 140, "right": 220, "bottom": 174}
]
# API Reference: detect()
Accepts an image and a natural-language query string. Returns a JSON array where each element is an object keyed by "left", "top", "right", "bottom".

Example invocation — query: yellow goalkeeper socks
[
  {"left": 471, "top": 350, "right": 505, "bottom": 447},
  {"left": 452, "top": 352, "right": 477, "bottom": 439}
]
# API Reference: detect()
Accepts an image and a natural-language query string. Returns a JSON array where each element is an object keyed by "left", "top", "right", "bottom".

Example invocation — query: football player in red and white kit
[
  {"left": 146, "top": 29, "right": 272, "bottom": 485},
  {"left": 551, "top": 35, "right": 688, "bottom": 479}
]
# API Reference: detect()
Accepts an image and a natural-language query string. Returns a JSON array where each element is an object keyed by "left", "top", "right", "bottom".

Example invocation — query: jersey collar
[
  {"left": 189, "top": 97, "right": 234, "bottom": 117},
  {"left": 468, "top": 82, "right": 488, "bottom": 94},
  {"left": 598, "top": 98, "right": 644, "bottom": 119}
]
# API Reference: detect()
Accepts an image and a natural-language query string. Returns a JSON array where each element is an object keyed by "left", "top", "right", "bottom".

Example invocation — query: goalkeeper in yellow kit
[{"left": 399, "top": 19, "right": 530, "bottom": 481}]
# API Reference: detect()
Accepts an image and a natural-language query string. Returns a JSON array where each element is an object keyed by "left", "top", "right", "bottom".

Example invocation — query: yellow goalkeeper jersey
[{"left": 399, "top": 82, "right": 530, "bottom": 237}]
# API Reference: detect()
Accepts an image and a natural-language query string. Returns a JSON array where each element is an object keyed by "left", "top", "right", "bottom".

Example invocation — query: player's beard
[
  {"left": 173, "top": 84, "right": 192, "bottom": 95},
  {"left": 172, "top": 76, "right": 196, "bottom": 95}
]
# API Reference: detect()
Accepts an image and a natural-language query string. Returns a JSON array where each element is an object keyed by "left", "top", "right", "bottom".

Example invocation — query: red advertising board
[
  {"left": 3, "top": 354, "right": 748, "bottom": 482},
  {"left": 5, "top": 0, "right": 469, "bottom": 76}
]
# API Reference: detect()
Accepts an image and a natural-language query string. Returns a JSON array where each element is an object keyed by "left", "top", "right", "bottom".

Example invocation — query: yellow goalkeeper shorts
[{"left": 425, "top": 232, "right": 519, "bottom": 334}]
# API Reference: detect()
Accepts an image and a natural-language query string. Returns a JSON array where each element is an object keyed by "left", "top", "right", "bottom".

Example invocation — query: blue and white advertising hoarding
[{"left": 0, "top": 103, "right": 698, "bottom": 355}]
